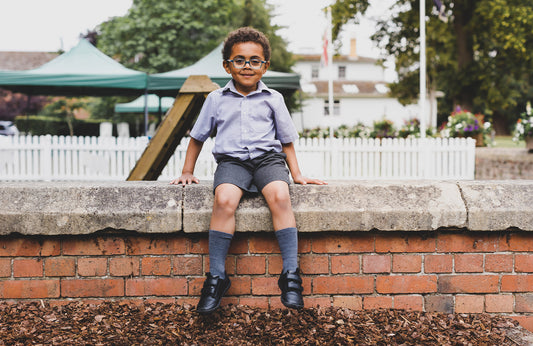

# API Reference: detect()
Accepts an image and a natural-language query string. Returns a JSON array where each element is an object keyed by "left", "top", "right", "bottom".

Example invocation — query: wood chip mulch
[{"left": 0, "top": 301, "right": 528, "bottom": 345}]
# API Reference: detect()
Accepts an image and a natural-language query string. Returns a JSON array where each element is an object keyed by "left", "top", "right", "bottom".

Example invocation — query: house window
[
  {"left": 338, "top": 65, "right": 346, "bottom": 79},
  {"left": 311, "top": 65, "right": 319, "bottom": 79},
  {"left": 324, "top": 100, "right": 340, "bottom": 116}
]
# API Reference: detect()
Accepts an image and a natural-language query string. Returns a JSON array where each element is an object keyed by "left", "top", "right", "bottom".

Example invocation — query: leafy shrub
[
  {"left": 440, "top": 107, "right": 492, "bottom": 146},
  {"left": 512, "top": 102, "right": 533, "bottom": 142},
  {"left": 299, "top": 119, "right": 440, "bottom": 140},
  {"left": 370, "top": 119, "right": 397, "bottom": 138},
  {"left": 398, "top": 118, "right": 436, "bottom": 138},
  {"left": 334, "top": 123, "right": 371, "bottom": 138},
  {"left": 14, "top": 115, "right": 104, "bottom": 136}
]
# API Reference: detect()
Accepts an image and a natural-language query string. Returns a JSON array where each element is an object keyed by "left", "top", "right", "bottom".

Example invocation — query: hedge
[{"left": 14, "top": 116, "right": 108, "bottom": 137}]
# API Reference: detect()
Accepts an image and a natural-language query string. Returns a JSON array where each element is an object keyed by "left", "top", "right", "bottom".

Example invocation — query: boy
[{"left": 170, "top": 27, "right": 326, "bottom": 314}]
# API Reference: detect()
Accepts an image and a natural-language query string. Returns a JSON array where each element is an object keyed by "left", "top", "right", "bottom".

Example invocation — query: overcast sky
[
  {"left": 0, "top": 0, "right": 394, "bottom": 58},
  {"left": 0, "top": 0, "right": 132, "bottom": 52}
]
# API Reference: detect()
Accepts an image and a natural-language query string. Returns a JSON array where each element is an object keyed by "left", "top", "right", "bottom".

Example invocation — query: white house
[{"left": 291, "top": 39, "right": 437, "bottom": 132}]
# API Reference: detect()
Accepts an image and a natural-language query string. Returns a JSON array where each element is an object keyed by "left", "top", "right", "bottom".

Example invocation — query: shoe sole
[
  {"left": 196, "top": 280, "right": 231, "bottom": 315},
  {"left": 281, "top": 296, "right": 304, "bottom": 310}
]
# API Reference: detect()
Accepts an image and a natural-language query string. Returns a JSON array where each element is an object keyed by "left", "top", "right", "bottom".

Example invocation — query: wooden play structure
[{"left": 127, "top": 75, "right": 218, "bottom": 181}]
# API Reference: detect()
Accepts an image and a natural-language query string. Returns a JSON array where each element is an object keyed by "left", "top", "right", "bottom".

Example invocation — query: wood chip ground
[{"left": 0, "top": 301, "right": 528, "bottom": 345}]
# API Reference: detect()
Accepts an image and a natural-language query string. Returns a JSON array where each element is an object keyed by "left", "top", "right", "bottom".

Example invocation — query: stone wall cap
[
  {"left": 0, "top": 181, "right": 182, "bottom": 235},
  {"left": 0, "top": 180, "right": 532, "bottom": 235},
  {"left": 458, "top": 180, "right": 533, "bottom": 231},
  {"left": 183, "top": 180, "right": 467, "bottom": 233}
]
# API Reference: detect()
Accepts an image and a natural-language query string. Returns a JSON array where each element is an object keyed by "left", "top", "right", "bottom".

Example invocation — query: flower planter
[
  {"left": 457, "top": 133, "right": 484, "bottom": 146},
  {"left": 474, "top": 132, "right": 484, "bottom": 147},
  {"left": 444, "top": 109, "right": 490, "bottom": 147},
  {"left": 526, "top": 136, "right": 533, "bottom": 151}
]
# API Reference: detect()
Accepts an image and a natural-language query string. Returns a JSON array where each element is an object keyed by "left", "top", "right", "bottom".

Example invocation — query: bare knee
[
  {"left": 272, "top": 190, "right": 291, "bottom": 209},
  {"left": 263, "top": 183, "right": 292, "bottom": 212},
  {"left": 213, "top": 188, "right": 241, "bottom": 216}
]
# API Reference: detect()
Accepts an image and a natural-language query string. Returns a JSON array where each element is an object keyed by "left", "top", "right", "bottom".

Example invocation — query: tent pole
[
  {"left": 143, "top": 90, "right": 149, "bottom": 136},
  {"left": 25, "top": 94, "right": 32, "bottom": 135},
  {"left": 158, "top": 96, "right": 162, "bottom": 124}
]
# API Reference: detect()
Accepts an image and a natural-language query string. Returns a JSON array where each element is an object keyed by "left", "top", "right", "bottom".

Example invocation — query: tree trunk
[
  {"left": 491, "top": 110, "right": 511, "bottom": 135},
  {"left": 67, "top": 114, "right": 74, "bottom": 137},
  {"left": 452, "top": 0, "right": 475, "bottom": 110}
]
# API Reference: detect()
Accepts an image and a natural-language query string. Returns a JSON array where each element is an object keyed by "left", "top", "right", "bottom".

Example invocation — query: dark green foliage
[
  {"left": 97, "top": 0, "right": 237, "bottom": 73},
  {"left": 95, "top": 0, "right": 297, "bottom": 111},
  {"left": 96, "top": 0, "right": 294, "bottom": 74},
  {"left": 14, "top": 116, "right": 104, "bottom": 136},
  {"left": 332, "top": 0, "right": 533, "bottom": 132}
]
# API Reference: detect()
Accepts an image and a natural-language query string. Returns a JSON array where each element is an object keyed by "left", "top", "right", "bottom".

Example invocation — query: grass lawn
[{"left": 490, "top": 136, "right": 524, "bottom": 148}]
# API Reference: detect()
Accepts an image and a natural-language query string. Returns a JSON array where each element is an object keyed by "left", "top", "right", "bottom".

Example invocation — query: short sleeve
[
  {"left": 189, "top": 90, "right": 218, "bottom": 142},
  {"left": 271, "top": 92, "right": 299, "bottom": 144}
]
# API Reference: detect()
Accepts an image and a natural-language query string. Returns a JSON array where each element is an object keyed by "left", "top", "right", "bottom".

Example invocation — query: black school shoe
[
  {"left": 196, "top": 272, "right": 231, "bottom": 315},
  {"left": 278, "top": 268, "right": 304, "bottom": 309}
]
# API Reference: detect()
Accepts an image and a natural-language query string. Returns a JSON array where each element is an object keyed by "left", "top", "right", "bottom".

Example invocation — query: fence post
[
  {"left": 466, "top": 137, "right": 476, "bottom": 179},
  {"left": 0, "top": 136, "right": 11, "bottom": 177},
  {"left": 0, "top": 134, "right": 478, "bottom": 181},
  {"left": 418, "top": 137, "right": 432, "bottom": 179},
  {"left": 40, "top": 135, "right": 53, "bottom": 181}
]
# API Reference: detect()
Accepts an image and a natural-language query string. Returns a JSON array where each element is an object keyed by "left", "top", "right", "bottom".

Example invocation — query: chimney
[{"left": 349, "top": 38, "right": 358, "bottom": 59}]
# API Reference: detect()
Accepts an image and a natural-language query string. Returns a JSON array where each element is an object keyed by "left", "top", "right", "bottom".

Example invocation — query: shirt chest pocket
[{"left": 246, "top": 103, "right": 274, "bottom": 134}]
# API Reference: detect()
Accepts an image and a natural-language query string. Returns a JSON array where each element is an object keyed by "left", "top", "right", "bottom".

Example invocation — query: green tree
[
  {"left": 332, "top": 0, "right": 533, "bottom": 132},
  {"left": 238, "top": 0, "right": 294, "bottom": 72},
  {"left": 40, "top": 98, "right": 87, "bottom": 136},
  {"left": 94, "top": 0, "right": 296, "bottom": 114},
  {"left": 235, "top": 0, "right": 298, "bottom": 109},
  {"left": 97, "top": 0, "right": 237, "bottom": 73},
  {"left": 97, "top": 0, "right": 293, "bottom": 73}
]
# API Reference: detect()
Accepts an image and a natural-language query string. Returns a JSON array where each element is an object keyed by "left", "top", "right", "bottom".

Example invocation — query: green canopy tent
[
  {"left": 0, "top": 39, "right": 151, "bottom": 134},
  {"left": 114, "top": 94, "right": 176, "bottom": 133},
  {"left": 0, "top": 39, "right": 147, "bottom": 96},
  {"left": 115, "top": 94, "right": 175, "bottom": 113},
  {"left": 147, "top": 44, "right": 300, "bottom": 96}
]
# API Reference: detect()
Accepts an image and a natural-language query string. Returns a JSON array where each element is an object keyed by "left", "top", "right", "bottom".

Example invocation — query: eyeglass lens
[{"left": 231, "top": 58, "right": 263, "bottom": 69}]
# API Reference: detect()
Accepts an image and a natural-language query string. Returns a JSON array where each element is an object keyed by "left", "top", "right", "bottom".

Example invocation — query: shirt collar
[{"left": 223, "top": 79, "right": 272, "bottom": 96}]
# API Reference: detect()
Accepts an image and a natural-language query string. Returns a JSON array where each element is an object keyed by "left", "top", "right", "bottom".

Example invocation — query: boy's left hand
[{"left": 292, "top": 174, "right": 327, "bottom": 186}]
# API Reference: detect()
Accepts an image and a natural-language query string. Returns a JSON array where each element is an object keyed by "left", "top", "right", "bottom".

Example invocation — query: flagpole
[
  {"left": 419, "top": 0, "right": 427, "bottom": 138},
  {"left": 326, "top": 6, "right": 334, "bottom": 139}
]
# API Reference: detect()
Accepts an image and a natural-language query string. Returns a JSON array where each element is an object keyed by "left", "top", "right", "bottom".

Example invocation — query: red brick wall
[
  {"left": 475, "top": 148, "right": 533, "bottom": 180},
  {"left": 1, "top": 231, "right": 532, "bottom": 332}
]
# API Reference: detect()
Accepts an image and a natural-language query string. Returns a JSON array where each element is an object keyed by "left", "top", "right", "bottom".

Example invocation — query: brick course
[{"left": 0, "top": 231, "right": 532, "bottom": 333}]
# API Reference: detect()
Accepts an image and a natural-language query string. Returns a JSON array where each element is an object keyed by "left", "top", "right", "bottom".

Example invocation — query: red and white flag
[{"left": 321, "top": 29, "right": 329, "bottom": 67}]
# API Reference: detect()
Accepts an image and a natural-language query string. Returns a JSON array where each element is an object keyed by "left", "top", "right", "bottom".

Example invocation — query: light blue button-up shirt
[{"left": 190, "top": 80, "right": 299, "bottom": 162}]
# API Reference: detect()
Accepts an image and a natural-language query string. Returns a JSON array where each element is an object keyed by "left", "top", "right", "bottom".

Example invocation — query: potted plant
[
  {"left": 440, "top": 107, "right": 491, "bottom": 146},
  {"left": 299, "top": 126, "right": 331, "bottom": 139},
  {"left": 370, "top": 119, "right": 397, "bottom": 139},
  {"left": 398, "top": 118, "right": 435, "bottom": 138},
  {"left": 512, "top": 102, "right": 533, "bottom": 151},
  {"left": 334, "top": 123, "right": 371, "bottom": 138}
]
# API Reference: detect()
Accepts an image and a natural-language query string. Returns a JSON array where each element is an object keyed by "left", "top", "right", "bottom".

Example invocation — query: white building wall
[
  {"left": 341, "top": 63, "right": 384, "bottom": 81},
  {"left": 293, "top": 63, "right": 313, "bottom": 80},
  {"left": 291, "top": 54, "right": 438, "bottom": 133},
  {"left": 293, "top": 60, "right": 384, "bottom": 82},
  {"left": 293, "top": 98, "right": 423, "bottom": 132}
]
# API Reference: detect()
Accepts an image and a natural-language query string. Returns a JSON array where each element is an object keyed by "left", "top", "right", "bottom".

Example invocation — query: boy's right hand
[{"left": 170, "top": 173, "right": 199, "bottom": 185}]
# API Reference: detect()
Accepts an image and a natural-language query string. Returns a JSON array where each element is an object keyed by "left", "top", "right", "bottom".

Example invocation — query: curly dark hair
[{"left": 222, "top": 27, "right": 271, "bottom": 61}]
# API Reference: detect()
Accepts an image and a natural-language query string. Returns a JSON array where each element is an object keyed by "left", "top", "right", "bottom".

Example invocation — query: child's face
[{"left": 223, "top": 42, "right": 270, "bottom": 96}]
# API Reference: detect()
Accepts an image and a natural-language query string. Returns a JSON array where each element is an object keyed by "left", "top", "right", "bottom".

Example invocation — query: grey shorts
[{"left": 213, "top": 152, "right": 290, "bottom": 195}]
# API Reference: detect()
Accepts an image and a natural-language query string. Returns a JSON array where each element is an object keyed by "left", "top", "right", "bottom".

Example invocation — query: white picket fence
[{"left": 0, "top": 135, "right": 476, "bottom": 181}]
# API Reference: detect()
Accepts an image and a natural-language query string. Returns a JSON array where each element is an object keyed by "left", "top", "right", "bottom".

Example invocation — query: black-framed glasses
[{"left": 226, "top": 58, "right": 267, "bottom": 69}]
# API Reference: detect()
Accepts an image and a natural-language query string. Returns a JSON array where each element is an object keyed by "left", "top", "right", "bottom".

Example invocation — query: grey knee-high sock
[
  {"left": 209, "top": 230, "right": 233, "bottom": 279},
  {"left": 275, "top": 227, "right": 299, "bottom": 273}
]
